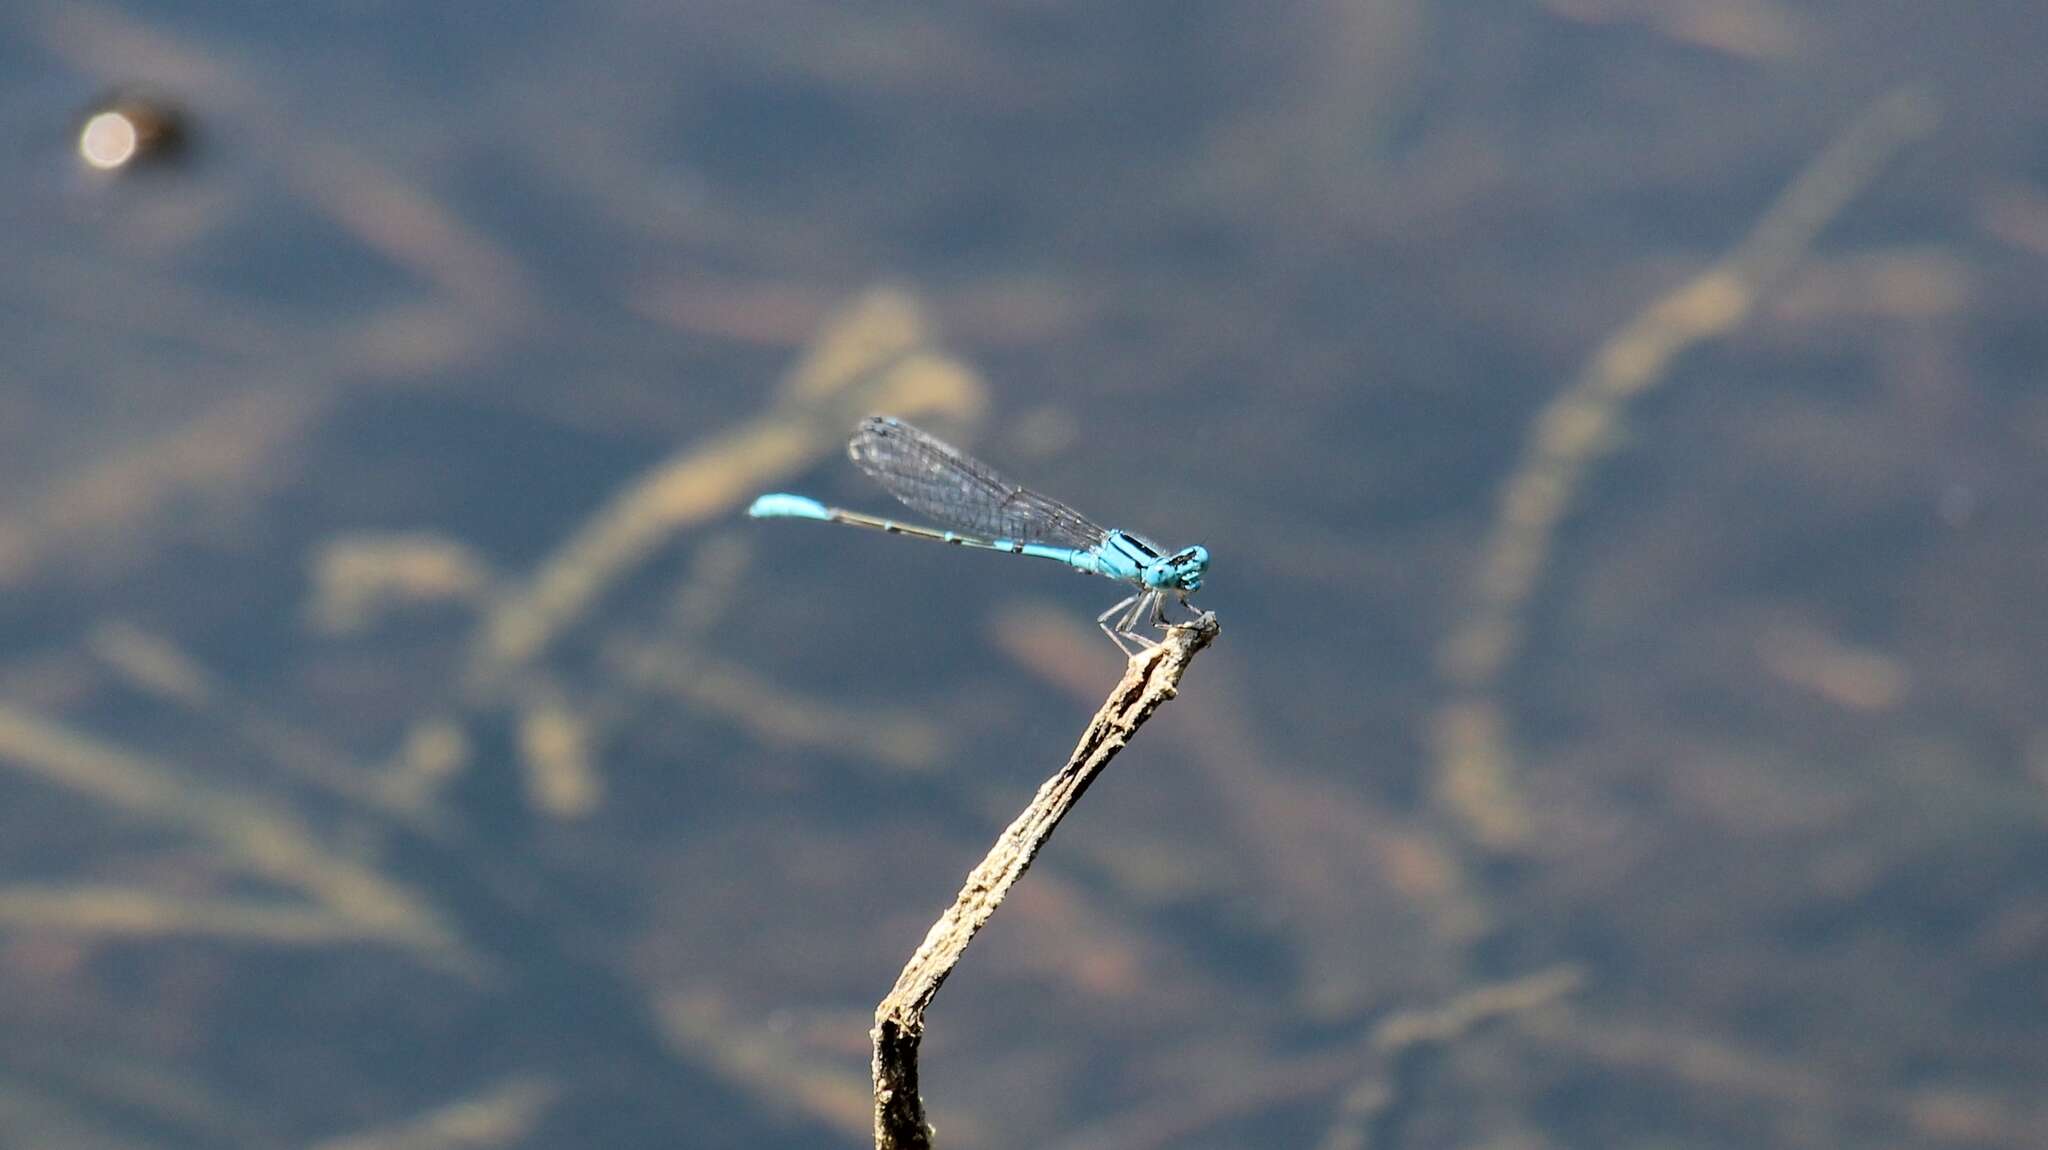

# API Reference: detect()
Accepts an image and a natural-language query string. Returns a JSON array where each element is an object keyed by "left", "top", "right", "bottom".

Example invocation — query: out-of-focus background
[{"left": 2, "top": 3, "right": 2044, "bottom": 1147}]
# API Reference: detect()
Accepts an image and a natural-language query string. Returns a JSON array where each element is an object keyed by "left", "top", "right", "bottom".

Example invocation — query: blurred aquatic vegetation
[
  {"left": 0, "top": 279, "right": 991, "bottom": 1146},
  {"left": 1430, "top": 87, "right": 1938, "bottom": 854}
]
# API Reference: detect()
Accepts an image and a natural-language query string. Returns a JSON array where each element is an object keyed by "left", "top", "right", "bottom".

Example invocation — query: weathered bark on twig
[{"left": 872, "top": 613, "right": 1221, "bottom": 1150}]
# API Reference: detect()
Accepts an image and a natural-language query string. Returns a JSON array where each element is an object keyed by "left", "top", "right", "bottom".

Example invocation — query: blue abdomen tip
[{"left": 747, "top": 493, "right": 831, "bottom": 521}]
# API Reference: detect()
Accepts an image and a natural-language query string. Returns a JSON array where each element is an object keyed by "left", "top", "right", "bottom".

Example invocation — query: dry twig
[{"left": 870, "top": 612, "right": 1221, "bottom": 1150}]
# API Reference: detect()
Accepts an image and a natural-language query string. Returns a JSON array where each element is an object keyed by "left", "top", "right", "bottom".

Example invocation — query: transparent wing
[{"left": 846, "top": 416, "right": 1110, "bottom": 550}]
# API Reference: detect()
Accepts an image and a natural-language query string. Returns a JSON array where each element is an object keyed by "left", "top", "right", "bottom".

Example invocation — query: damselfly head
[{"left": 1143, "top": 545, "right": 1208, "bottom": 592}]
